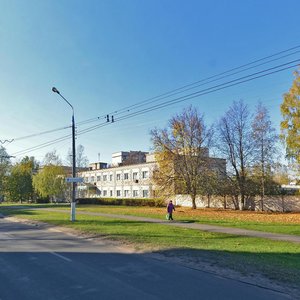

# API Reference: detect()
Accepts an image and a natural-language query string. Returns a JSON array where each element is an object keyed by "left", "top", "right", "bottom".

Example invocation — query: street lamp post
[{"left": 52, "top": 87, "right": 76, "bottom": 222}]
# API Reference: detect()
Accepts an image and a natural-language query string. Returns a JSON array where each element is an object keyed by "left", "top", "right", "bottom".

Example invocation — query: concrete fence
[{"left": 174, "top": 194, "right": 300, "bottom": 212}]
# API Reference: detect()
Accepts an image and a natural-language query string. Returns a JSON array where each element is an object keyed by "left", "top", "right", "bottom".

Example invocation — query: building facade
[
  {"left": 77, "top": 150, "right": 226, "bottom": 200},
  {"left": 78, "top": 151, "right": 156, "bottom": 198}
]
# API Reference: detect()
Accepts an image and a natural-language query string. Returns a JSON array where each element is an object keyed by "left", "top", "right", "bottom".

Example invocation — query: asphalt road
[{"left": 0, "top": 217, "right": 292, "bottom": 300}]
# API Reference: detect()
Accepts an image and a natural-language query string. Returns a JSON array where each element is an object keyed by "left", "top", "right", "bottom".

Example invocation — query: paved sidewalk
[{"left": 42, "top": 208, "right": 300, "bottom": 244}]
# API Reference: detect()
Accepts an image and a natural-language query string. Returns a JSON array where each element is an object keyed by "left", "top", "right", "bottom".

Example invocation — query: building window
[
  {"left": 116, "top": 174, "right": 121, "bottom": 180},
  {"left": 142, "top": 190, "right": 148, "bottom": 198},
  {"left": 132, "top": 172, "right": 138, "bottom": 180},
  {"left": 124, "top": 173, "right": 129, "bottom": 180},
  {"left": 110, "top": 190, "right": 113, "bottom": 197},
  {"left": 133, "top": 190, "right": 138, "bottom": 197},
  {"left": 124, "top": 190, "right": 130, "bottom": 197},
  {"left": 91, "top": 176, "right": 95, "bottom": 182},
  {"left": 116, "top": 190, "right": 121, "bottom": 197},
  {"left": 142, "top": 171, "right": 149, "bottom": 179},
  {"left": 97, "top": 176, "right": 101, "bottom": 181},
  {"left": 103, "top": 190, "right": 107, "bottom": 196},
  {"left": 110, "top": 174, "right": 113, "bottom": 181},
  {"left": 103, "top": 175, "right": 107, "bottom": 181}
]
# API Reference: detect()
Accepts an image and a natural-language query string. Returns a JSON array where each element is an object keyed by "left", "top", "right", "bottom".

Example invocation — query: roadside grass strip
[{"left": 5, "top": 204, "right": 298, "bottom": 236}]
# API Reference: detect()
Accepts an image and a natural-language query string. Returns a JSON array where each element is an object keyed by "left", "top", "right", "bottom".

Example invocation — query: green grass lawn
[
  {"left": 1, "top": 203, "right": 300, "bottom": 235},
  {"left": 1, "top": 205, "right": 300, "bottom": 289},
  {"left": 23, "top": 204, "right": 300, "bottom": 236}
]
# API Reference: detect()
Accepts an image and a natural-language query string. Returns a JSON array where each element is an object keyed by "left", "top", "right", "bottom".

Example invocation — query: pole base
[{"left": 70, "top": 201, "right": 76, "bottom": 222}]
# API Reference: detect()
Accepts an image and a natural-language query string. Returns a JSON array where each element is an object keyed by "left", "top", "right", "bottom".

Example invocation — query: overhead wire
[
  {"left": 102, "top": 45, "right": 300, "bottom": 117},
  {"left": 11, "top": 60, "right": 299, "bottom": 157},
  {"left": 8, "top": 45, "right": 300, "bottom": 157},
  {"left": 108, "top": 50, "right": 300, "bottom": 119},
  {"left": 76, "top": 59, "right": 300, "bottom": 136},
  {"left": 75, "top": 45, "right": 300, "bottom": 126},
  {"left": 7, "top": 45, "right": 300, "bottom": 141},
  {"left": 13, "top": 125, "right": 71, "bottom": 141},
  {"left": 12, "top": 59, "right": 300, "bottom": 156},
  {"left": 11, "top": 134, "right": 72, "bottom": 156}
]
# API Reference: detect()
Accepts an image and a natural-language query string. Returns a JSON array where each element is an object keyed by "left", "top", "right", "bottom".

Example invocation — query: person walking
[{"left": 166, "top": 200, "right": 175, "bottom": 220}]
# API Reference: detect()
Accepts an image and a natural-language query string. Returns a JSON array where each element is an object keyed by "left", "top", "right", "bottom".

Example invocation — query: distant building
[
  {"left": 88, "top": 162, "right": 108, "bottom": 171},
  {"left": 78, "top": 151, "right": 156, "bottom": 198},
  {"left": 77, "top": 150, "right": 226, "bottom": 199},
  {"left": 111, "top": 151, "right": 149, "bottom": 166},
  {"left": 281, "top": 184, "right": 300, "bottom": 194}
]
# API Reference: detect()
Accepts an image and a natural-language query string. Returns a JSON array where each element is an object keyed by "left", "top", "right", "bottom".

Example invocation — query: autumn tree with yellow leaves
[
  {"left": 281, "top": 69, "right": 300, "bottom": 163},
  {"left": 150, "top": 106, "right": 214, "bottom": 209}
]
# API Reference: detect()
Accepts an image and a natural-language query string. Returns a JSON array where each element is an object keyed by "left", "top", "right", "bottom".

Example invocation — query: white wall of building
[{"left": 78, "top": 160, "right": 156, "bottom": 198}]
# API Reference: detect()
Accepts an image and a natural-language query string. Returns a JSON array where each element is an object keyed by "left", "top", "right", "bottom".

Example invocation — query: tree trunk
[
  {"left": 261, "top": 174, "right": 265, "bottom": 211},
  {"left": 240, "top": 194, "right": 245, "bottom": 210},
  {"left": 232, "top": 195, "right": 239, "bottom": 210},
  {"left": 191, "top": 194, "right": 197, "bottom": 209},
  {"left": 223, "top": 195, "right": 227, "bottom": 209},
  {"left": 207, "top": 194, "right": 211, "bottom": 208}
]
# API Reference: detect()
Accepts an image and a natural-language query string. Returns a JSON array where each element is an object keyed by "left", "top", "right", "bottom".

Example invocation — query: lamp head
[{"left": 52, "top": 87, "right": 60, "bottom": 94}]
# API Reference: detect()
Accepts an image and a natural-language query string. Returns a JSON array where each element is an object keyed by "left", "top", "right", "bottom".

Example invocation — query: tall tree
[
  {"left": 5, "top": 156, "right": 39, "bottom": 203},
  {"left": 43, "top": 150, "right": 62, "bottom": 166},
  {"left": 66, "top": 144, "right": 89, "bottom": 168},
  {"left": 20, "top": 156, "right": 40, "bottom": 175},
  {"left": 0, "top": 146, "right": 11, "bottom": 200},
  {"left": 252, "top": 103, "right": 278, "bottom": 210},
  {"left": 32, "top": 165, "right": 67, "bottom": 201},
  {"left": 280, "top": 69, "right": 300, "bottom": 163},
  {"left": 217, "top": 100, "right": 254, "bottom": 210},
  {"left": 151, "top": 106, "right": 214, "bottom": 209}
]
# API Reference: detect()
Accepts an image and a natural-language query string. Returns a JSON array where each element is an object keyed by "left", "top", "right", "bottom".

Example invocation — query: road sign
[{"left": 65, "top": 177, "right": 84, "bottom": 183}]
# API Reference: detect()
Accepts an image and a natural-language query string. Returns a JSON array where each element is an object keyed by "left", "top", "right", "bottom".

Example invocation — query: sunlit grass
[
  {"left": 1, "top": 203, "right": 300, "bottom": 235},
  {"left": 27, "top": 204, "right": 300, "bottom": 236}
]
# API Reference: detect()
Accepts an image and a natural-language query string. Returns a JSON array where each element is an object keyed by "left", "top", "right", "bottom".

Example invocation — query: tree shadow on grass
[
  {"left": 0, "top": 209, "right": 37, "bottom": 217},
  {"left": 176, "top": 219, "right": 196, "bottom": 223},
  {"left": 151, "top": 247, "right": 300, "bottom": 293}
]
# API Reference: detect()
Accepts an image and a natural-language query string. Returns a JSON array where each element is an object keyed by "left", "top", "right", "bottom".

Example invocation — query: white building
[
  {"left": 78, "top": 151, "right": 156, "bottom": 198},
  {"left": 78, "top": 150, "right": 226, "bottom": 201}
]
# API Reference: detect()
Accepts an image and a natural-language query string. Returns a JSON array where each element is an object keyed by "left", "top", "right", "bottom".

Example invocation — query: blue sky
[{"left": 1, "top": 0, "right": 300, "bottom": 164}]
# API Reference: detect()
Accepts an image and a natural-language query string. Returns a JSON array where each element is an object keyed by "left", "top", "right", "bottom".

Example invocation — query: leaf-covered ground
[{"left": 76, "top": 205, "right": 300, "bottom": 224}]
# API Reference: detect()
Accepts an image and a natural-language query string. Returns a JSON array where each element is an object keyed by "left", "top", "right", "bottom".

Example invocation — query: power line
[
  {"left": 12, "top": 59, "right": 299, "bottom": 156},
  {"left": 60, "top": 45, "right": 300, "bottom": 128},
  {"left": 103, "top": 45, "right": 300, "bottom": 117},
  {"left": 0, "top": 139, "right": 14, "bottom": 145},
  {"left": 72, "top": 45, "right": 300, "bottom": 128},
  {"left": 6, "top": 45, "right": 300, "bottom": 143},
  {"left": 13, "top": 125, "right": 71, "bottom": 141},
  {"left": 9, "top": 47, "right": 300, "bottom": 157},
  {"left": 75, "top": 60, "right": 300, "bottom": 136},
  {"left": 11, "top": 134, "right": 71, "bottom": 156}
]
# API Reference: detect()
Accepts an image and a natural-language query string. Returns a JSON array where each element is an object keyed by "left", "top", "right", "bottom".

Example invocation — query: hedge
[{"left": 76, "top": 197, "right": 165, "bottom": 207}]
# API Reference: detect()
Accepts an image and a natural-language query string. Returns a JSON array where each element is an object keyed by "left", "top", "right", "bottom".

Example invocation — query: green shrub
[
  {"left": 35, "top": 197, "right": 50, "bottom": 204},
  {"left": 76, "top": 197, "right": 165, "bottom": 207}
]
